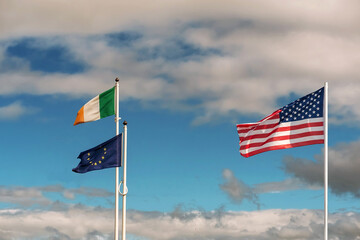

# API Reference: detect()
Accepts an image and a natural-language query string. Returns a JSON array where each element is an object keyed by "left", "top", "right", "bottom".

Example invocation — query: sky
[{"left": 0, "top": 0, "right": 360, "bottom": 239}]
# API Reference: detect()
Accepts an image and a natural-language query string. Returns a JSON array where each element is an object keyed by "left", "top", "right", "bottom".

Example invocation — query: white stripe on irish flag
[{"left": 74, "top": 87, "right": 115, "bottom": 125}]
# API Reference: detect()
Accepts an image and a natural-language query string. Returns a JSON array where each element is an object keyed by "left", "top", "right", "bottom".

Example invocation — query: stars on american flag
[{"left": 280, "top": 88, "right": 324, "bottom": 123}]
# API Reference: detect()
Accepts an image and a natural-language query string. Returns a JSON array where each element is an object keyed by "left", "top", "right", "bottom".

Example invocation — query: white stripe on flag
[
  {"left": 240, "top": 134, "right": 324, "bottom": 156},
  {"left": 238, "top": 118, "right": 324, "bottom": 141},
  {"left": 237, "top": 115, "right": 324, "bottom": 157},
  {"left": 83, "top": 95, "right": 100, "bottom": 122}
]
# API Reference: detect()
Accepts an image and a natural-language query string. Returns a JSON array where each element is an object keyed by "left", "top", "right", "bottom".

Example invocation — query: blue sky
[{"left": 1, "top": 1, "right": 360, "bottom": 239}]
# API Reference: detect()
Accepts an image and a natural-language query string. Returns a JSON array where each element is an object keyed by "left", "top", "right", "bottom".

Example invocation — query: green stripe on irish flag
[{"left": 74, "top": 87, "right": 115, "bottom": 125}]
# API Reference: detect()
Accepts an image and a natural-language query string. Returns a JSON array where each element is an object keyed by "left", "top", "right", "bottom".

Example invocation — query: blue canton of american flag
[
  {"left": 237, "top": 88, "right": 324, "bottom": 158},
  {"left": 280, "top": 88, "right": 323, "bottom": 123}
]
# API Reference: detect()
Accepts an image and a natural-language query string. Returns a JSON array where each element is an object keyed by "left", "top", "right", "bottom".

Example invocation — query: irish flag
[{"left": 74, "top": 87, "right": 115, "bottom": 125}]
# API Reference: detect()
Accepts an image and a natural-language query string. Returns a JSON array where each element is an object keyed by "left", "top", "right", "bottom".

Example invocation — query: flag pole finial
[
  {"left": 123, "top": 121, "right": 127, "bottom": 126},
  {"left": 115, "top": 77, "right": 119, "bottom": 82}
]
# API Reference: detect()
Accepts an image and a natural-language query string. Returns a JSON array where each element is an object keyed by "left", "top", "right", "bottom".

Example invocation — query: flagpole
[
  {"left": 115, "top": 78, "right": 120, "bottom": 240},
  {"left": 324, "top": 82, "right": 328, "bottom": 240},
  {"left": 121, "top": 121, "right": 128, "bottom": 240}
]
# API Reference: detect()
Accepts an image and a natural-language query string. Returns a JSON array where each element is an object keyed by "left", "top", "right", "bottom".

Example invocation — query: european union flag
[{"left": 73, "top": 134, "right": 122, "bottom": 173}]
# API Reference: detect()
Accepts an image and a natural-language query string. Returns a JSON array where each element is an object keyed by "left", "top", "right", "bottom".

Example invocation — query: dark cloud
[
  {"left": 329, "top": 213, "right": 360, "bottom": 240},
  {"left": 105, "top": 31, "right": 142, "bottom": 48},
  {"left": 136, "top": 38, "right": 221, "bottom": 62},
  {"left": 283, "top": 140, "right": 360, "bottom": 197},
  {"left": 219, "top": 169, "right": 313, "bottom": 209},
  {"left": 45, "top": 227, "right": 71, "bottom": 240},
  {"left": 253, "top": 178, "right": 311, "bottom": 194},
  {"left": 220, "top": 169, "right": 260, "bottom": 209}
]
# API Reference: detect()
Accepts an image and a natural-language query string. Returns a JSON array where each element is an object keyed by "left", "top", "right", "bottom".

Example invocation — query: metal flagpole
[
  {"left": 324, "top": 82, "right": 328, "bottom": 240},
  {"left": 115, "top": 78, "right": 120, "bottom": 240},
  {"left": 121, "top": 121, "right": 128, "bottom": 240}
]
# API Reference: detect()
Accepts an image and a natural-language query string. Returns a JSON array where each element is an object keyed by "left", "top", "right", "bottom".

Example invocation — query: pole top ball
[
  {"left": 123, "top": 121, "right": 127, "bottom": 125},
  {"left": 115, "top": 77, "right": 119, "bottom": 82}
]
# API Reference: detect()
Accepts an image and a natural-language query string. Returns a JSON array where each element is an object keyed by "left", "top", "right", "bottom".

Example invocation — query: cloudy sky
[{"left": 1, "top": 0, "right": 360, "bottom": 239}]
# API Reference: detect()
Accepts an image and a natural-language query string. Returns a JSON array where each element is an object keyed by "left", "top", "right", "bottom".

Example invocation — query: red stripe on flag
[
  {"left": 241, "top": 122, "right": 324, "bottom": 142},
  {"left": 240, "top": 131, "right": 324, "bottom": 150},
  {"left": 240, "top": 139, "right": 324, "bottom": 158}
]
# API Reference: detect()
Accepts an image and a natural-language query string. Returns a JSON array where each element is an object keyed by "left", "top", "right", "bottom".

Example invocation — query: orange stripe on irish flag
[{"left": 74, "top": 105, "right": 85, "bottom": 125}]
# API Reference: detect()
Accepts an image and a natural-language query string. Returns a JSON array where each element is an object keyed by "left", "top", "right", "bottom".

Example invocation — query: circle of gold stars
[{"left": 87, "top": 148, "right": 107, "bottom": 166}]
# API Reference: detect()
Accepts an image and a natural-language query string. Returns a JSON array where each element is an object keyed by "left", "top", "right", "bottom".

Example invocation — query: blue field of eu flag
[{"left": 73, "top": 134, "right": 122, "bottom": 173}]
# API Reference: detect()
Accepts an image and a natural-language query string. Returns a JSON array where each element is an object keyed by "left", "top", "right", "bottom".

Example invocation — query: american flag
[{"left": 237, "top": 88, "right": 324, "bottom": 158}]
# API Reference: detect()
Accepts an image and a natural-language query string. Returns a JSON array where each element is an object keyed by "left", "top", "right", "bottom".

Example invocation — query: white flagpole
[
  {"left": 115, "top": 78, "right": 120, "bottom": 240},
  {"left": 121, "top": 121, "right": 128, "bottom": 240},
  {"left": 324, "top": 82, "right": 328, "bottom": 240}
]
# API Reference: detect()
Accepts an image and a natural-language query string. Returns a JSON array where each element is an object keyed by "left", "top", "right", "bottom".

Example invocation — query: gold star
[
  {"left": 88, "top": 153, "right": 90, "bottom": 156},
  {"left": 99, "top": 161, "right": 102, "bottom": 164},
  {"left": 87, "top": 158, "right": 90, "bottom": 161},
  {"left": 94, "top": 163, "right": 97, "bottom": 166},
  {"left": 102, "top": 156, "right": 104, "bottom": 159}
]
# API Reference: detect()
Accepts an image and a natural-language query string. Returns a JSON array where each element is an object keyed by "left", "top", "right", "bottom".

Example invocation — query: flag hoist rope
[{"left": 114, "top": 78, "right": 128, "bottom": 240}]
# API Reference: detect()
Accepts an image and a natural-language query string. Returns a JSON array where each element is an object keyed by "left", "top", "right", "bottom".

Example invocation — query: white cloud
[
  {"left": 0, "top": 101, "right": 30, "bottom": 120},
  {"left": 0, "top": 0, "right": 359, "bottom": 124},
  {"left": 0, "top": 186, "right": 51, "bottom": 207},
  {"left": 0, "top": 207, "right": 113, "bottom": 239},
  {"left": 0, "top": 185, "right": 113, "bottom": 207},
  {"left": 1, "top": 0, "right": 359, "bottom": 39},
  {"left": 0, "top": 206, "right": 360, "bottom": 240}
]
